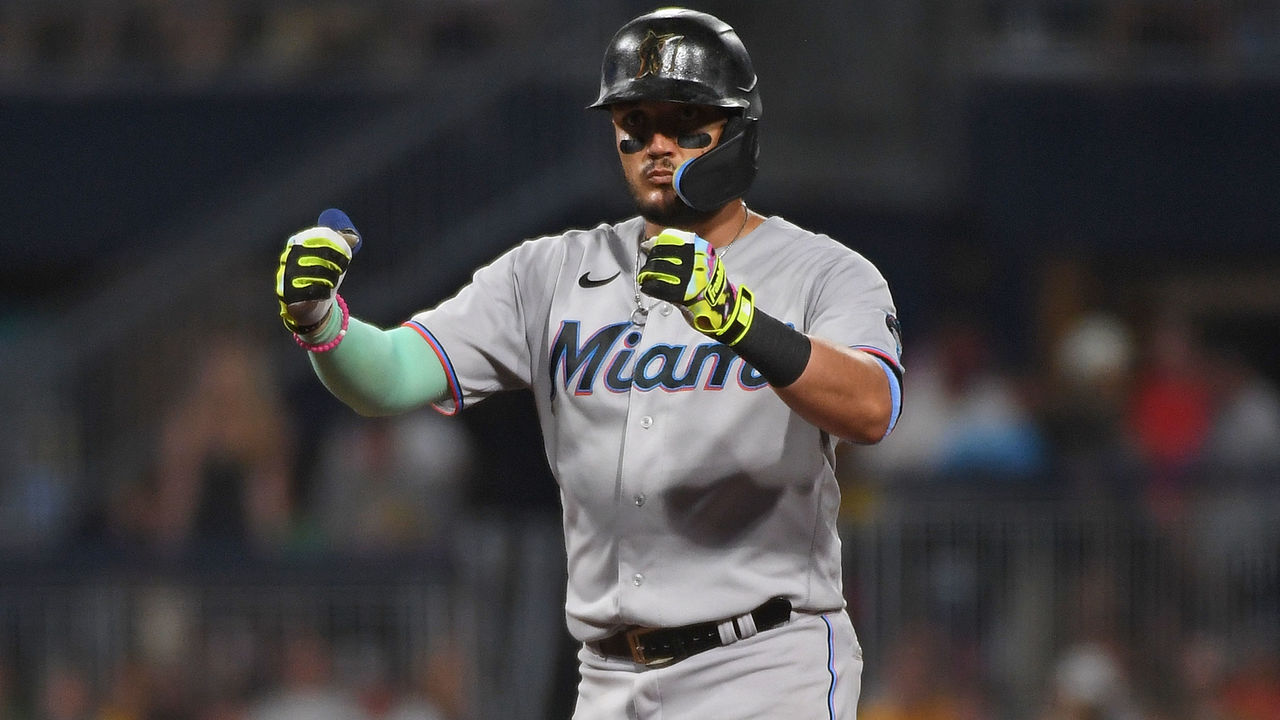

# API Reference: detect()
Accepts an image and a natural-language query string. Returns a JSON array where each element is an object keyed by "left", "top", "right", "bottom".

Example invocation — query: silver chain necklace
[{"left": 632, "top": 201, "right": 749, "bottom": 326}]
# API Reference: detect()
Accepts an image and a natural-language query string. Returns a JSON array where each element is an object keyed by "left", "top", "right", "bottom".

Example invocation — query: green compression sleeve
[{"left": 307, "top": 314, "right": 450, "bottom": 416}]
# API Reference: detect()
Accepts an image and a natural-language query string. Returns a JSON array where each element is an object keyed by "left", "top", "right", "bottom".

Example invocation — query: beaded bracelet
[{"left": 293, "top": 293, "right": 350, "bottom": 353}]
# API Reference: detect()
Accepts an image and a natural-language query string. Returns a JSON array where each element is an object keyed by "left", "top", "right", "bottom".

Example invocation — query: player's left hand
[{"left": 638, "top": 229, "right": 756, "bottom": 345}]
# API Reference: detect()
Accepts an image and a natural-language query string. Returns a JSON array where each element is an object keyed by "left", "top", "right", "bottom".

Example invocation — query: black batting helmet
[{"left": 590, "top": 8, "right": 761, "bottom": 212}]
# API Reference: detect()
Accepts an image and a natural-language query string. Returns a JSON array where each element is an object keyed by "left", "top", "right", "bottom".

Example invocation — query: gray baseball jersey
[{"left": 406, "top": 214, "right": 902, "bottom": 642}]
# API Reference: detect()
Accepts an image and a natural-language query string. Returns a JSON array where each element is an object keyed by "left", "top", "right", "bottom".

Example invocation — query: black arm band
[{"left": 730, "top": 307, "right": 812, "bottom": 388}]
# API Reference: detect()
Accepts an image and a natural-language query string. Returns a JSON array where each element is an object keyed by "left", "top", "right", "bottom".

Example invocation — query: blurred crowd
[
  {"left": 0, "top": 629, "right": 471, "bottom": 720},
  {"left": 854, "top": 305, "right": 1280, "bottom": 511},
  {"left": 841, "top": 258, "right": 1280, "bottom": 720},
  {"left": 0, "top": 0, "right": 526, "bottom": 91},
  {"left": 851, "top": 283, "right": 1280, "bottom": 520},
  {"left": 855, "top": 629, "right": 1280, "bottom": 720},
  {"left": 0, "top": 329, "right": 486, "bottom": 719},
  {"left": 95, "top": 331, "right": 476, "bottom": 560},
  {"left": 2, "top": 0, "right": 1276, "bottom": 94}
]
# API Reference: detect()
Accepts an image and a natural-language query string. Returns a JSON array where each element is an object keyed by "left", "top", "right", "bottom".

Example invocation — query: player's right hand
[
  {"left": 275, "top": 216, "right": 358, "bottom": 334},
  {"left": 638, "top": 228, "right": 756, "bottom": 346}
]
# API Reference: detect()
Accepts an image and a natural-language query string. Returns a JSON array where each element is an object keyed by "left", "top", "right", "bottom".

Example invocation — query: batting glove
[
  {"left": 275, "top": 210, "right": 361, "bottom": 334},
  {"left": 637, "top": 229, "right": 756, "bottom": 346}
]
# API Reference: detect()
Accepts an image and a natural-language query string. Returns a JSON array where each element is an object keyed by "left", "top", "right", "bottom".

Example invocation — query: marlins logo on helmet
[{"left": 635, "top": 30, "right": 684, "bottom": 78}]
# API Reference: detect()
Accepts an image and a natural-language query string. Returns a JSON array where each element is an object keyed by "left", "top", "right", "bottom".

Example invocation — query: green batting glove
[
  {"left": 275, "top": 226, "right": 354, "bottom": 334},
  {"left": 637, "top": 229, "right": 756, "bottom": 345}
]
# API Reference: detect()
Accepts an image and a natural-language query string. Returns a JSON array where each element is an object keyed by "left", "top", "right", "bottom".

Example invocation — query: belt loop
[
  {"left": 716, "top": 619, "right": 738, "bottom": 645},
  {"left": 735, "top": 610, "right": 759, "bottom": 639}
]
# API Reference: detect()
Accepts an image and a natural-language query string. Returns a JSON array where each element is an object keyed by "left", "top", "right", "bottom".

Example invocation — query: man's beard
[{"left": 626, "top": 167, "right": 715, "bottom": 228}]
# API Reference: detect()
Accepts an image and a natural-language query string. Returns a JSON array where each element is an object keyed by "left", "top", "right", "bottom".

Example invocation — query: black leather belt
[{"left": 591, "top": 597, "right": 792, "bottom": 668}]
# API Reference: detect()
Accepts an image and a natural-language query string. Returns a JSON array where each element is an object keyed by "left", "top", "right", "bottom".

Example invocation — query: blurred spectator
[
  {"left": 1126, "top": 313, "right": 1213, "bottom": 525},
  {"left": 1037, "top": 310, "right": 1143, "bottom": 506},
  {"left": 860, "top": 625, "right": 985, "bottom": 720},
  {"left": 149, "top": 333, "right": 296, "bottom": 556},
  {"left": 1051, "top": 312, "right": 1134, "bottom": 395},
  {"left": 1174, "top": 634, "right": 1232, "bottom": 720},
  {"left": 40, "top": 662, "right": 93, "bottom": 720},
  {"left": 0, "top": 394, "right": 80, "bottom": 552},
  {"left": 96, "top": 660, "right": 154, "bottom": 720},
  {"left": 1219, "top": 644, "right": 1280, "bottom": 720},
  {"left": 199, "top": 617, "right": 260, "bottom": 712},
  {"left": 156, "top": 1, "right": 238, "bottom": 84},
  {"left": 329, "top": 636, "right": 398, "bottom": 719},
  {"left": 858, "top": 318, "right": 1047, "bottom": 483},
  {"left": 308, "top": 411, "right": 474, "bottom": 556},
  {"left": 380, "top": 642, "right": 470, "bottom": 720},
  {"left": 1037, "top": 642, "right": 1145, "bottom": 720},
  {"left": 1201, "top": 348, "right": 1280, "bottom": 481},
  {"left": 249, "top": 630, "right": 369, "bottom": 720}
]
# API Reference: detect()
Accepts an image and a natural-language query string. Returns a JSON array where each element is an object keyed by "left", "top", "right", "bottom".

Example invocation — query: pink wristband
[{"left": 293, "top": 293, "right": 349, "bottom": 353}]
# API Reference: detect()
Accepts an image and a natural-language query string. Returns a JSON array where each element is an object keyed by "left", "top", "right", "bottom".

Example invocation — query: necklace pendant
[{"left": 631, "top": 306, "right": 649, "bottom": 326}]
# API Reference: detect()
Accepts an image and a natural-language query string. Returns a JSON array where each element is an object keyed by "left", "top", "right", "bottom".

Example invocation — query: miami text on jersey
[{"left": 550, "top": 321, "right": 768, "bottom": 398}]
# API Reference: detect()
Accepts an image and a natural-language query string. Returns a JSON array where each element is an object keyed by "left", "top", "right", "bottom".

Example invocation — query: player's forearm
[
  {"left": 306, "top": 313, "right": 450, "bottom": 416},
  {"left": 713, "top": 296, "right": 898, "bottom": 443},
  {"left": 772, "top": 338, "right": 897, "bottom": 444}
]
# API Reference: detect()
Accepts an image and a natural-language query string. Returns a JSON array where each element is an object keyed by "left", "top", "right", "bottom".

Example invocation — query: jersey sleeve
[
  {"left": 805, "top": 247, "right": 904, "bottom": 378},
  {"left": 405, "top": 239, "right": 555, "bottom": 414}
]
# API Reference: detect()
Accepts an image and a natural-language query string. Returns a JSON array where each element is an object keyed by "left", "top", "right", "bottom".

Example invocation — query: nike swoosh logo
[{"left": 578, "top": 271, "right": 620, "bottom": 288}]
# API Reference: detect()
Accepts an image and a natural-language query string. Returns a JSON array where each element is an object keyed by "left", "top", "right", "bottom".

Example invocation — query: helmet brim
[{"left": 589, "top": 77, "right": 751, "bottom": 112}]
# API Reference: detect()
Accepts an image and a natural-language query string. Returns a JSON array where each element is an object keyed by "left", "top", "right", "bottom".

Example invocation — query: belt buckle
[{"left": 625, "top": 627, "right": 674, "bottom": 667}]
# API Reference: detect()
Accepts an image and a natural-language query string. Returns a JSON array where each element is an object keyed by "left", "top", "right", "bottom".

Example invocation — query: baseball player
[{"left": 276, "top": 8, "right": 904, "bottom": 719}]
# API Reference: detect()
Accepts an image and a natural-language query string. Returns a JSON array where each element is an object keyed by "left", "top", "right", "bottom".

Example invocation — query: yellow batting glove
[
  {"left": 637, "top": 229, "right": 756, "bottom": 345},
  {"left": 275, "top": 226, "right": 353, "bottom": 334}
]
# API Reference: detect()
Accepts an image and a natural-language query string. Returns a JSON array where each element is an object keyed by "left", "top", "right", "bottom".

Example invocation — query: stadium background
[{"left": 0, "top": 1, "right": 1278, "bottom": 718}]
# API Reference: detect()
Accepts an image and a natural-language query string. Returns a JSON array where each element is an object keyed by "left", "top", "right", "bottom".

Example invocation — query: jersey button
[
  {"left": 659, "top": 303, "right": 674, "bottom": 317},
  {"left": 639, "top": 416, "right": 653, "bottom": 429},
  {"left": 632, "top": 573, "right": 644, "bottom": 586},
  {"left": 633, "top": 493, "right": 646, "bottom": 507}
]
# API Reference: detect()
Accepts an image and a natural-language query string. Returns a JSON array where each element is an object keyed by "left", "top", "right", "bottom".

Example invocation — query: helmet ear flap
[{"left": 673, "top": 117, "right": 759, "bottom": 212}]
